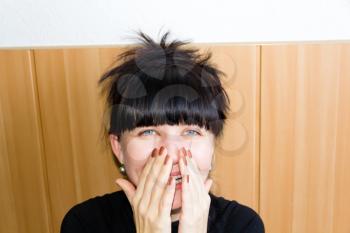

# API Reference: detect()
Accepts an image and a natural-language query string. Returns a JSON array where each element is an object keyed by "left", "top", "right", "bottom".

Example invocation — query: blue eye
[
  {"left": 139, "top": 129, "right": 200, "bottom": 136},
  {"left": 140, "top": 129, "right": 156, "bottom": 136},
  {"left": 185, "top": 130, "right": 200, "bottom": 136}
]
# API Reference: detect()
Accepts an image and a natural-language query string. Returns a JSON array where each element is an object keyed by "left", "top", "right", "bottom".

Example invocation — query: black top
[{"left": 61, "top": 190, "right": 264, "bottom": 233}]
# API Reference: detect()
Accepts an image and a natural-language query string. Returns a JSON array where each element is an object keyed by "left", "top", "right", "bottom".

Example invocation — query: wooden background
[{"left": 0, "top": 43, "right": 349, "bottom": 233}]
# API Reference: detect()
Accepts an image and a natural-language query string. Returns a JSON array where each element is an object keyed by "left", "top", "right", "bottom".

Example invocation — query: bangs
[{"left": 109, "top": 84, "right": 227, "bottom": 137}]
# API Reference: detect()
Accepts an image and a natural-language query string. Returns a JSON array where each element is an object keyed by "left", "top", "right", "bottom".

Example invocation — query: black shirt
[{"left": 61, "top": 190, "right": 264, "bottom": 233}]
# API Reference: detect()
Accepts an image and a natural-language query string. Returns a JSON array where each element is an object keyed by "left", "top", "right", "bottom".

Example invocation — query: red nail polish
[
  {"left": 159, "top": 146, "right": 164, "bottom": 155},
  {"left": 182, "top": 147, "right": 187, "bottom": 157},
  {"left": 164, "top": 155, "right": 169, "bottom": 165},
  {"left": 151, "top": 148, "right": 157, "bottom": 157},
  {"left": 187, "top": 150, "right": 192, "bottom": 158}
]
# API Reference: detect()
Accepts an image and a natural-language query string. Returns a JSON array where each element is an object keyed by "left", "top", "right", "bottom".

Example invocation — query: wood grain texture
[
  {"left": 203, "top": 45, "right": 261, "bottom": 211},
  {"left": 0, "top": 50, "right": 52, "bottom": 233},
  {"left": 3, "top": 43, "right": 349, "bottom": 233},
  {"left": 260, "top": 44, "right": 350, "bottom": 233},
  {"left": 33, "top": 48, "right": 121, "bottom": 233}
]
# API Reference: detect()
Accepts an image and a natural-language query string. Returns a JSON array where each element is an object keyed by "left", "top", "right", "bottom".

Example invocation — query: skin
[{"left": 110, "top": 123, "right": 215, "bottom": 231}]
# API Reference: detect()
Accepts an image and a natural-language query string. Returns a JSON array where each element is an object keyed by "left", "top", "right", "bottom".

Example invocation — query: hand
[
  {"left": 115, "top": 147, "right": 176, "bottom": 233},
  {"left": 178, "top": 147, "right": 213, "bottom": 233}
]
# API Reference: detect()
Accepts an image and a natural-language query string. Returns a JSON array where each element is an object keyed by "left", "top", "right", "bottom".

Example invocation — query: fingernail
[
  {"left": 151, "top": 148, "right": 157, "bottom": 157},
  {"left": 159, "top": 146, "right": 164, "bottom": 155},
  {"left": 187, "top": 149, "right": 192, "bottom": 158},
  {"left": 168, "top": 176, "right": 173, "bottom": 186},
  {"left": 187, "top": 175, "right": 189, "bottom": 183},
  {"left": 164, "top": 155, "right": 170, "bottom": 165},
  {"left": 182, "top": 147, "right": 187, "bottom": 157}
]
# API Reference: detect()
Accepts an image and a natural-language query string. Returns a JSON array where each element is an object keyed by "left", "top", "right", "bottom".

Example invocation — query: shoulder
[
  {"left": 60, "top": 190, "right": 131, "bottom": 233},
  {"left": 63, "top": 190, "right": 128, "bottom": 219},
  {"left": 208, "top": 193, "right": 265, "bottom": 233}
]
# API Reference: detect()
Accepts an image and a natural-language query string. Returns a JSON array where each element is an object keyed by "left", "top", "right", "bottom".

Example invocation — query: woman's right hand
[{"left": 115, "top": 146, "right": 176, "bottom": 233}]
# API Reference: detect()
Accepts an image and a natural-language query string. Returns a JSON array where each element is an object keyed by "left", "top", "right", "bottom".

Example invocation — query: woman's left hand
[{"left": 178, "top": 147, "right": 213, "bottom": 233}]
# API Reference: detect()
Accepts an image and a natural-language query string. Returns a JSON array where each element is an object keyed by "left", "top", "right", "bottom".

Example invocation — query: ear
[{"left": 109, "top": 134, "right": 124, "bottom": 164}]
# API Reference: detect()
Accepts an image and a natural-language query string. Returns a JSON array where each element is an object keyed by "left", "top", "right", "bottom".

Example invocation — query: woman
[{"left": 61, "top": 31, "right": 265, "bottom": 233}]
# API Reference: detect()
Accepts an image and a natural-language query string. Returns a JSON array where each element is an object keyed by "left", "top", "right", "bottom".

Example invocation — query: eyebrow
[{"left": 136, "top": 125, "right": 204, "bottom": 132}]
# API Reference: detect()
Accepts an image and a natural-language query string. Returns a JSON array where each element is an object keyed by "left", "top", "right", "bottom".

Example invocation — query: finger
[
  {"left": 115, "top": 178, "right": 136, "bottom": 205},
  {"left": 134, "top": 148, "right": 158, "bottom": 202},
  {"left": 143, "top": 147, "right": 169, "bottom": 211},
  {"left": 179, "top": 150, "right": 191, "bottom": 215},
  {"left": 185, "top": 148, "right": 206, "bottom": 195},
  {"left": 187, "top": 173, "right": 195, "bottom": 217},
  {"left": 204, "top": 178, "right": 213, "bottom": 193},
  {"left": 149, "top": 148, "right": 174, "bottom": 214},
  {"left": 186, "top": 149, "right": 201, "bottom": 175},
  {"left": 179, "top": 148, "right": 189, "bottom": 177},
  {"left": 116, "top": 178, "right": 140, "bottom": 233},
  {"left": 160, "top": 170, "right": 176, "bottom": 218},
  {"left": 184, "top": 149, "right": 212, "bottom": 211},
  {"left": 182, "top": 148, "right": 201, "bottom": 201}
]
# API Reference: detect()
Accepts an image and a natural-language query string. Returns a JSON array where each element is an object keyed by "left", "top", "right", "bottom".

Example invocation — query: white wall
[{"left": 1, "top": 0, "right": 350, "bottom": 48}]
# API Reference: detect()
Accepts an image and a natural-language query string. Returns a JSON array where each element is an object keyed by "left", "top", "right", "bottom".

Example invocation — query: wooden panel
[
  {"left": 0, "top": 50, "right": 52, "bottom": 233},
  {"left": 0, "top": 44, "right": 350, "bottom": 233},
  {"left": 203, "top": 45, "right": 261, "bottom": 211},
  {"left": 2, "top": 43, "right": 349, "bottom": 233},
  {"left": 33, "top": 48, "right": 121, "bottom": 232},
  {"left": 260, "top": 44, "right": 350, "bottom": 233}
]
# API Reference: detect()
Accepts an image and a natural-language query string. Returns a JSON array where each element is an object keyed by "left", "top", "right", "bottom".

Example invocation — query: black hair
[{"left": 98, "top": 31, "right": 230, "bottom": 144}]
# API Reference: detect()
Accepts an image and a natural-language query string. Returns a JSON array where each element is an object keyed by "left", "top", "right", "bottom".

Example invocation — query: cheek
[
  {"left": 123, "top": 138, "right": 155, "bottom": 185},
  {"left": 124, "top": 138, "right": 151, "bottom": 163},
  {"left": 190, "top": 139, "right": 214, "bottom": 171}
]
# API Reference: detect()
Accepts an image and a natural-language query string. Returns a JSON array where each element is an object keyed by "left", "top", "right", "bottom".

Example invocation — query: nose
[{"left": 159, "top": 134, "right": 192, "bottom": 165}]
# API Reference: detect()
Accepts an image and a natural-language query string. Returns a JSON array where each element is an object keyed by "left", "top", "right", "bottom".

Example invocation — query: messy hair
[{"left": 98, "top": 31, "right": 230, "bottom": 146}]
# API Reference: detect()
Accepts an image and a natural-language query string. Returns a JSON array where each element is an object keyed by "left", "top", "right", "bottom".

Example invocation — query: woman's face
[{"left": 110, "top": 123, "right": 215, "bottom": 211}]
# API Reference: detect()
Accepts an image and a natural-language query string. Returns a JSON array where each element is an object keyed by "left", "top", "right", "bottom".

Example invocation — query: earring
[{"left": 119, "top": 164, "right": 126, "bottom": 175}]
